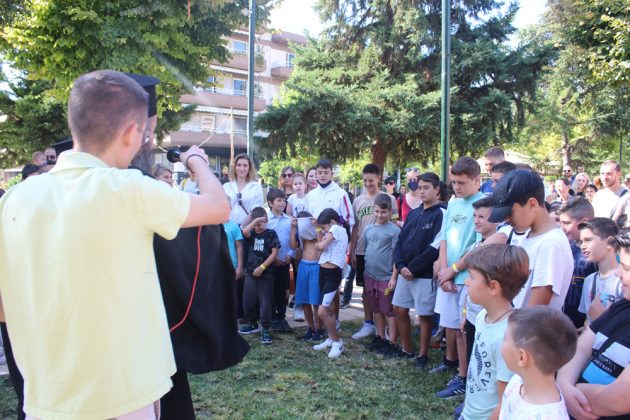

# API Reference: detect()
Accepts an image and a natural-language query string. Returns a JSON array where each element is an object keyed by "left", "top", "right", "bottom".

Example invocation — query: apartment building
[{"left": 159, "top": 30, "right": 307, "bottom": 173}]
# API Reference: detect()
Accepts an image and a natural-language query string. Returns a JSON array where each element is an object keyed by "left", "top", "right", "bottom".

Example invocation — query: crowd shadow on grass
[
  {"left": 190, "top": 320, "right": 459, "bottom": 420},
  {"left": 0, "top": 321, "right": 460, "bottom": 419}
]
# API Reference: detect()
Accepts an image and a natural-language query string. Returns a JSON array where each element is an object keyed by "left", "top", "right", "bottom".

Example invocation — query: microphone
[{"left": 166, "top": 148, "right": 182, "bottom": 163}]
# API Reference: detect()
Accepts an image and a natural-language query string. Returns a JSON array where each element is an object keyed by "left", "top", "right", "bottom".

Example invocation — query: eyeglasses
[
  {"left": 282, "top": 173, "right": 294, "bottom": 178},
  {"left": 237, "top": 192, "right": 243, "bottom": 207},
  {"left": 386, "top": 181, "right": 395, "bottom": 185},
  {"left": 45, "top": 155, "right": 56, "bottom": 159},
  {"left": 405, "top": 167, "right": 419, "bottom": 173},
  {"left": 564, "top": 169, "right": 572, "bottom": 173}
]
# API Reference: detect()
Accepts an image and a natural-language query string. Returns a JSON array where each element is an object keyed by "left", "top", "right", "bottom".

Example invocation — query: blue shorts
[{"left": 295, "top": 260, "right": 321, "bottom": 305}]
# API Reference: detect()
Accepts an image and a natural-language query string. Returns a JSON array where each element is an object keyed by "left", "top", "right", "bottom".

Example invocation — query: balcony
[
  {"left": 271, "top": 61, "right": 294, "bottom": 80},
  {"left": 212, "top": 48, "right": 266, "bottom": 72},
  {"left": 271, "top": 32, "right": 308, "bottom": 46},
  {"left": 163, "top": 130, "right": 247, "bottom": 150},
  {"left": 180, "top": 88, "right": 266, "bottom": 112}
]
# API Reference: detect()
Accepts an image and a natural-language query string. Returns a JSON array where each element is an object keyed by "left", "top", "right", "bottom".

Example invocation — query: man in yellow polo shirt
[{"left": 0, "top": 70, "right": 229, "bottom": 419}]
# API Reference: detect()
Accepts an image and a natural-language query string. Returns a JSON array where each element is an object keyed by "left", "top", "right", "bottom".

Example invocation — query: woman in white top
[{"left": 223, "top": 153, "right": 264, "bottom": 226}]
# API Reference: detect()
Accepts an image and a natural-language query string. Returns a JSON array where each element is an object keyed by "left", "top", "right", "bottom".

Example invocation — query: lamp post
[
  {"left": 247, "top": 0, "right": 256, "bottom": 157},
  {"left": 440, "top": 0, "right": 451, "bottom": 183}
]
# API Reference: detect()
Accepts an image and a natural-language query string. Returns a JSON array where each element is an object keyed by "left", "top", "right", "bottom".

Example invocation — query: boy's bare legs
[
  {"left": 373, "top": 312, "right": 386, "bottom": 338},
  {"left": 394, "top": 306, "right": 412, "bottom": 353},
  {"left": 386, "top": 315, "right": 397, "bottom": 343},
  {"left": 445, "top": 327, "right": 459, "bottom": 362},
  {"left": 418, "top": 315, "right": 433, "bottom": 357},
  {"left": 456, "top": 330, "right": 467, "bottom": 378},
  {"left": 303, "top": 304, "right": 315, "bottom": 331},
  {"left": 318, "top": 305, "right": 339, "bottom": 341}
]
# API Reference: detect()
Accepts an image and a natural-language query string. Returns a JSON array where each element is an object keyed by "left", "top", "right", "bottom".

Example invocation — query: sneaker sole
[
  {"left": 239, "top": 328, "right": 261, "bottom": 335},
  {"left": 436, "top": 391, "right": 466, "bottom": 400}
]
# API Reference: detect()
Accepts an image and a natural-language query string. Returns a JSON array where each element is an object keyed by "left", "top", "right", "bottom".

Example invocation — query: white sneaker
[
  {"left": 294, "top": 306, "right": 305, "bottom": 322},
  {"left": 352, "top": 322, "right": 376, "bottom": 340},
  {"left": 328, "top": 339, "right": 344, "bottom": 358},
  {"left": 313, "top": 338, "right": 333, "bottom": 351}
]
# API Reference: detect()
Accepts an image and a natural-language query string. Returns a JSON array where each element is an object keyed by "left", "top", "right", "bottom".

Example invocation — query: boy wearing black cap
[{"left": 489, "top": 169, "right": 573, "bottom": 309}]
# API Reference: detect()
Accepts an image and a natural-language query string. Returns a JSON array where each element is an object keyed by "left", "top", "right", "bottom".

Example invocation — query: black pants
[
  {"left": 1, "top": 322, "right": 25, "bottom": 420},
  {"left": 160, "top": 370, "right": 195, "bottom": 420},
  {"left": 272, "top": 264, "right": 290, "bottom": 320},
  {"left": 342, "top": 254, "right": 364, "bottom": 301},
  {"left": 464, "top": 319, "right": 476, "bottom": 366},
  {"left": 243, "top": 273, "right": 274, "bottom": 329}
]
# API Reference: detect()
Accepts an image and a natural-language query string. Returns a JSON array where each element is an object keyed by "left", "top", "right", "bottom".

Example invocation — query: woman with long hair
[
  {"left": 571, "top": 172, "right": 590, "bottom": 197},
  {"left": 223, "top": 153, "right": 264, "bottom": 226},
  {"left": 278, "top": 166, "right": 295, "bottom": 197},
  {"left": 306, "top": 167, "right": 318, "bottom": 193}
]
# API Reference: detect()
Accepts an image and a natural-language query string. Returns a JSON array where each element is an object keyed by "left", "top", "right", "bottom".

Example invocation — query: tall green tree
[
  {"left": 1, "top": 0, "right": 275, "bottom": 163},
  {"left": 0, "top": 76, "right": 69, "bottom": 167},
  {"left": 256, "top": 0, "right": 555, "bottom": 170}
]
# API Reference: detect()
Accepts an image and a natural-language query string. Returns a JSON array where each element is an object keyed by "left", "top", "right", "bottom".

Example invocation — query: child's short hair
[
  {"left": 439, "top": 181, "right": 451, "bottom": 202},
  {"left": 316, "top": 159, "right": 333, "bottom": 170},
  {"left": 556, "top": 197, "right": 594, "bottom": 221},
  {"left": 362, "top": 163, "right": 380, "bottom": 176},
  {"left": 466, "top": 244, "right": 529, "bottom": 301},
  {"left": 509, "top": 306, "right": 578, "bottom": 374},
  {"left": 578, "top": 217, "right": 619, "bottom": 241},
  {"left": 472, "top": 196, "right": 495, "bottom": 210},
  {"left": 292, "top": 173, "right": 305, "bottom": 183},
  {"left": 451, "top": 156, "right": 480, "bottom": 178},
  {"left": 374, "top": 193, "right": 392, "bottom": 210},
  {"left": 317, "top": 208, "right": 339, "bottom": 225},
  {"left": 266, "top": 188, "right": 286, "bottom": 203},
  {"left": 484, "top": 146, "right": 505, "bottom": 159},
  {"left": 153, "top": 163, "right": 172, "bottom": 178},
  {"left": 491, "top": 161, "right": 517, "bottom": 174},
  {"left": 419, "top": 171, "right": 440, "bottom": 188},
  {"left": 250, "top": 207, "right": 268, "bottom": 220},
  {"left": 297, "top": 210, "right": 312, "bottom": 218},
  {"left": 548, "top": 201, "right": 562, "bottom": 214}
]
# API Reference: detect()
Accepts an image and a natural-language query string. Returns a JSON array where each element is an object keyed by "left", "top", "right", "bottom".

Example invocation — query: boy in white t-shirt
[
  {"left": 312, "top": 208, "right": 349, "bottom": 358},
  {"left": 499, "top": 306, "right": 577, "bottom": 420},
  {"left": 459, "top": 244, "right": 529, "bottom": 420},
  {"left": 577, "top": 218, "right": 622, "bottom": 326},
  {"left": 488, "top": 169, "right": 573, "bottom": 310}
]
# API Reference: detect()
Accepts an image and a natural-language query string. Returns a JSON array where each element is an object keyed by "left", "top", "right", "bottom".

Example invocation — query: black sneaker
[
  {"left": 375, "top": 341, "right": 399, "bottom": 357},
  {"left": 302, "top": 328, "right": 314, "bottom": 341},
  {"left": 260, "top": 329, "right": 273, "bottom": 345},
  {"left": 340, "top": 299, "right": 351, "bottom": 309},
  {"left": 415, "top": 355, "right": 429, "bottom": 369},
  {"left": 275, "top": 319, "right": 292, "bottom": 332},
  {"left": 429, "top": 358, "right": 459, "bottom": 374},
  {"left": 387, "top": 347, "right": 415, "bottom": 359},
  {"left": 288, "top": 297, "right": 295, "bottom": 309},
  {"left": 365, "top": 336, "right": 386, "bottom": 351},
  {"left": 312, "top": 329, "right": 324, "bottom": 342}
]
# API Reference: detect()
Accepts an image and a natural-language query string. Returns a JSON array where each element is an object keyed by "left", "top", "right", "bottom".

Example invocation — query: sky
[{"left": 269, "top": 0, "right": 547, "bottom": 36}]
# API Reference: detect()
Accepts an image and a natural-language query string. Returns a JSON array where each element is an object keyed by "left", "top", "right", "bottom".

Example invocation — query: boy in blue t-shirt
[{"left": 435, "top": 156, "right": 486, "bottom": 398}]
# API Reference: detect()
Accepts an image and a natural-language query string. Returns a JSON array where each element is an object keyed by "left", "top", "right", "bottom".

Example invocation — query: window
[
  {"left": 234, "top": 117, "right": 247, "bottom": 133},
  {"left": 201, "top": 115, "right": 215, "bottom": 132},
  {"left": 233, "top": 40, "right": 247, "bottom": 54},
  {"left": 287, "top": 53, "right": 295, "bottom": 68},
  {"left": 233, "top": 79, "right": 247, "bottom": 96}
]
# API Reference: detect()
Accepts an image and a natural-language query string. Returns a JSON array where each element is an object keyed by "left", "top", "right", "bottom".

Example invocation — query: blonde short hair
[{"left": 229, "top": 153, "right": 258, "bottom": 182}]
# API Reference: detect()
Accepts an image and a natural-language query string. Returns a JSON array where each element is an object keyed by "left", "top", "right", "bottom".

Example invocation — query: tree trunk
[
  {"left": 371, "top": 137, "right": 388, "bottom": 174},
  {"left": 560, "top": 126, "right": 571, "bottom": 168}
]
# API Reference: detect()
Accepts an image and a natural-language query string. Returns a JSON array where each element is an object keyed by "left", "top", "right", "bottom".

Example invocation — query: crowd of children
[{"left": 219, "top": 149, "right": 630, "bottom": 419}]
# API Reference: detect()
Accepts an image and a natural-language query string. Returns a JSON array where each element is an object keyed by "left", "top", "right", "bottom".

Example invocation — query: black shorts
[{"left": 319, "top": 266, "right": 342, "bottom": 307}]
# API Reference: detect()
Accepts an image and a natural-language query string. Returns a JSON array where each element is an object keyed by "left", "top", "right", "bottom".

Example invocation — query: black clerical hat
[{"left": 125, "top": 73, "right": 160, "bottom": 117}]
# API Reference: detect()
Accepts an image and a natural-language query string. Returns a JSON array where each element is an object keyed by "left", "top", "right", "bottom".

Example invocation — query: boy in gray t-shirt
[{"left": 362, "top": 194, "right": 400, "bottom": 351}]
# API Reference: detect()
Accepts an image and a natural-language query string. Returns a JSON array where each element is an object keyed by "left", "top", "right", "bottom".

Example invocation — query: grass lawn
[{"left": 0, "top": 320, "right": 460, "bottom": 419}]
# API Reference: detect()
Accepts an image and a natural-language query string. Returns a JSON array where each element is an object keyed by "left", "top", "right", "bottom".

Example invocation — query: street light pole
[
  {"left": 247, "top": 0, "right": 256, "bottom": 157},
  {"left": 440, "top": 0, "right": 451, "bottom": 183}
]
